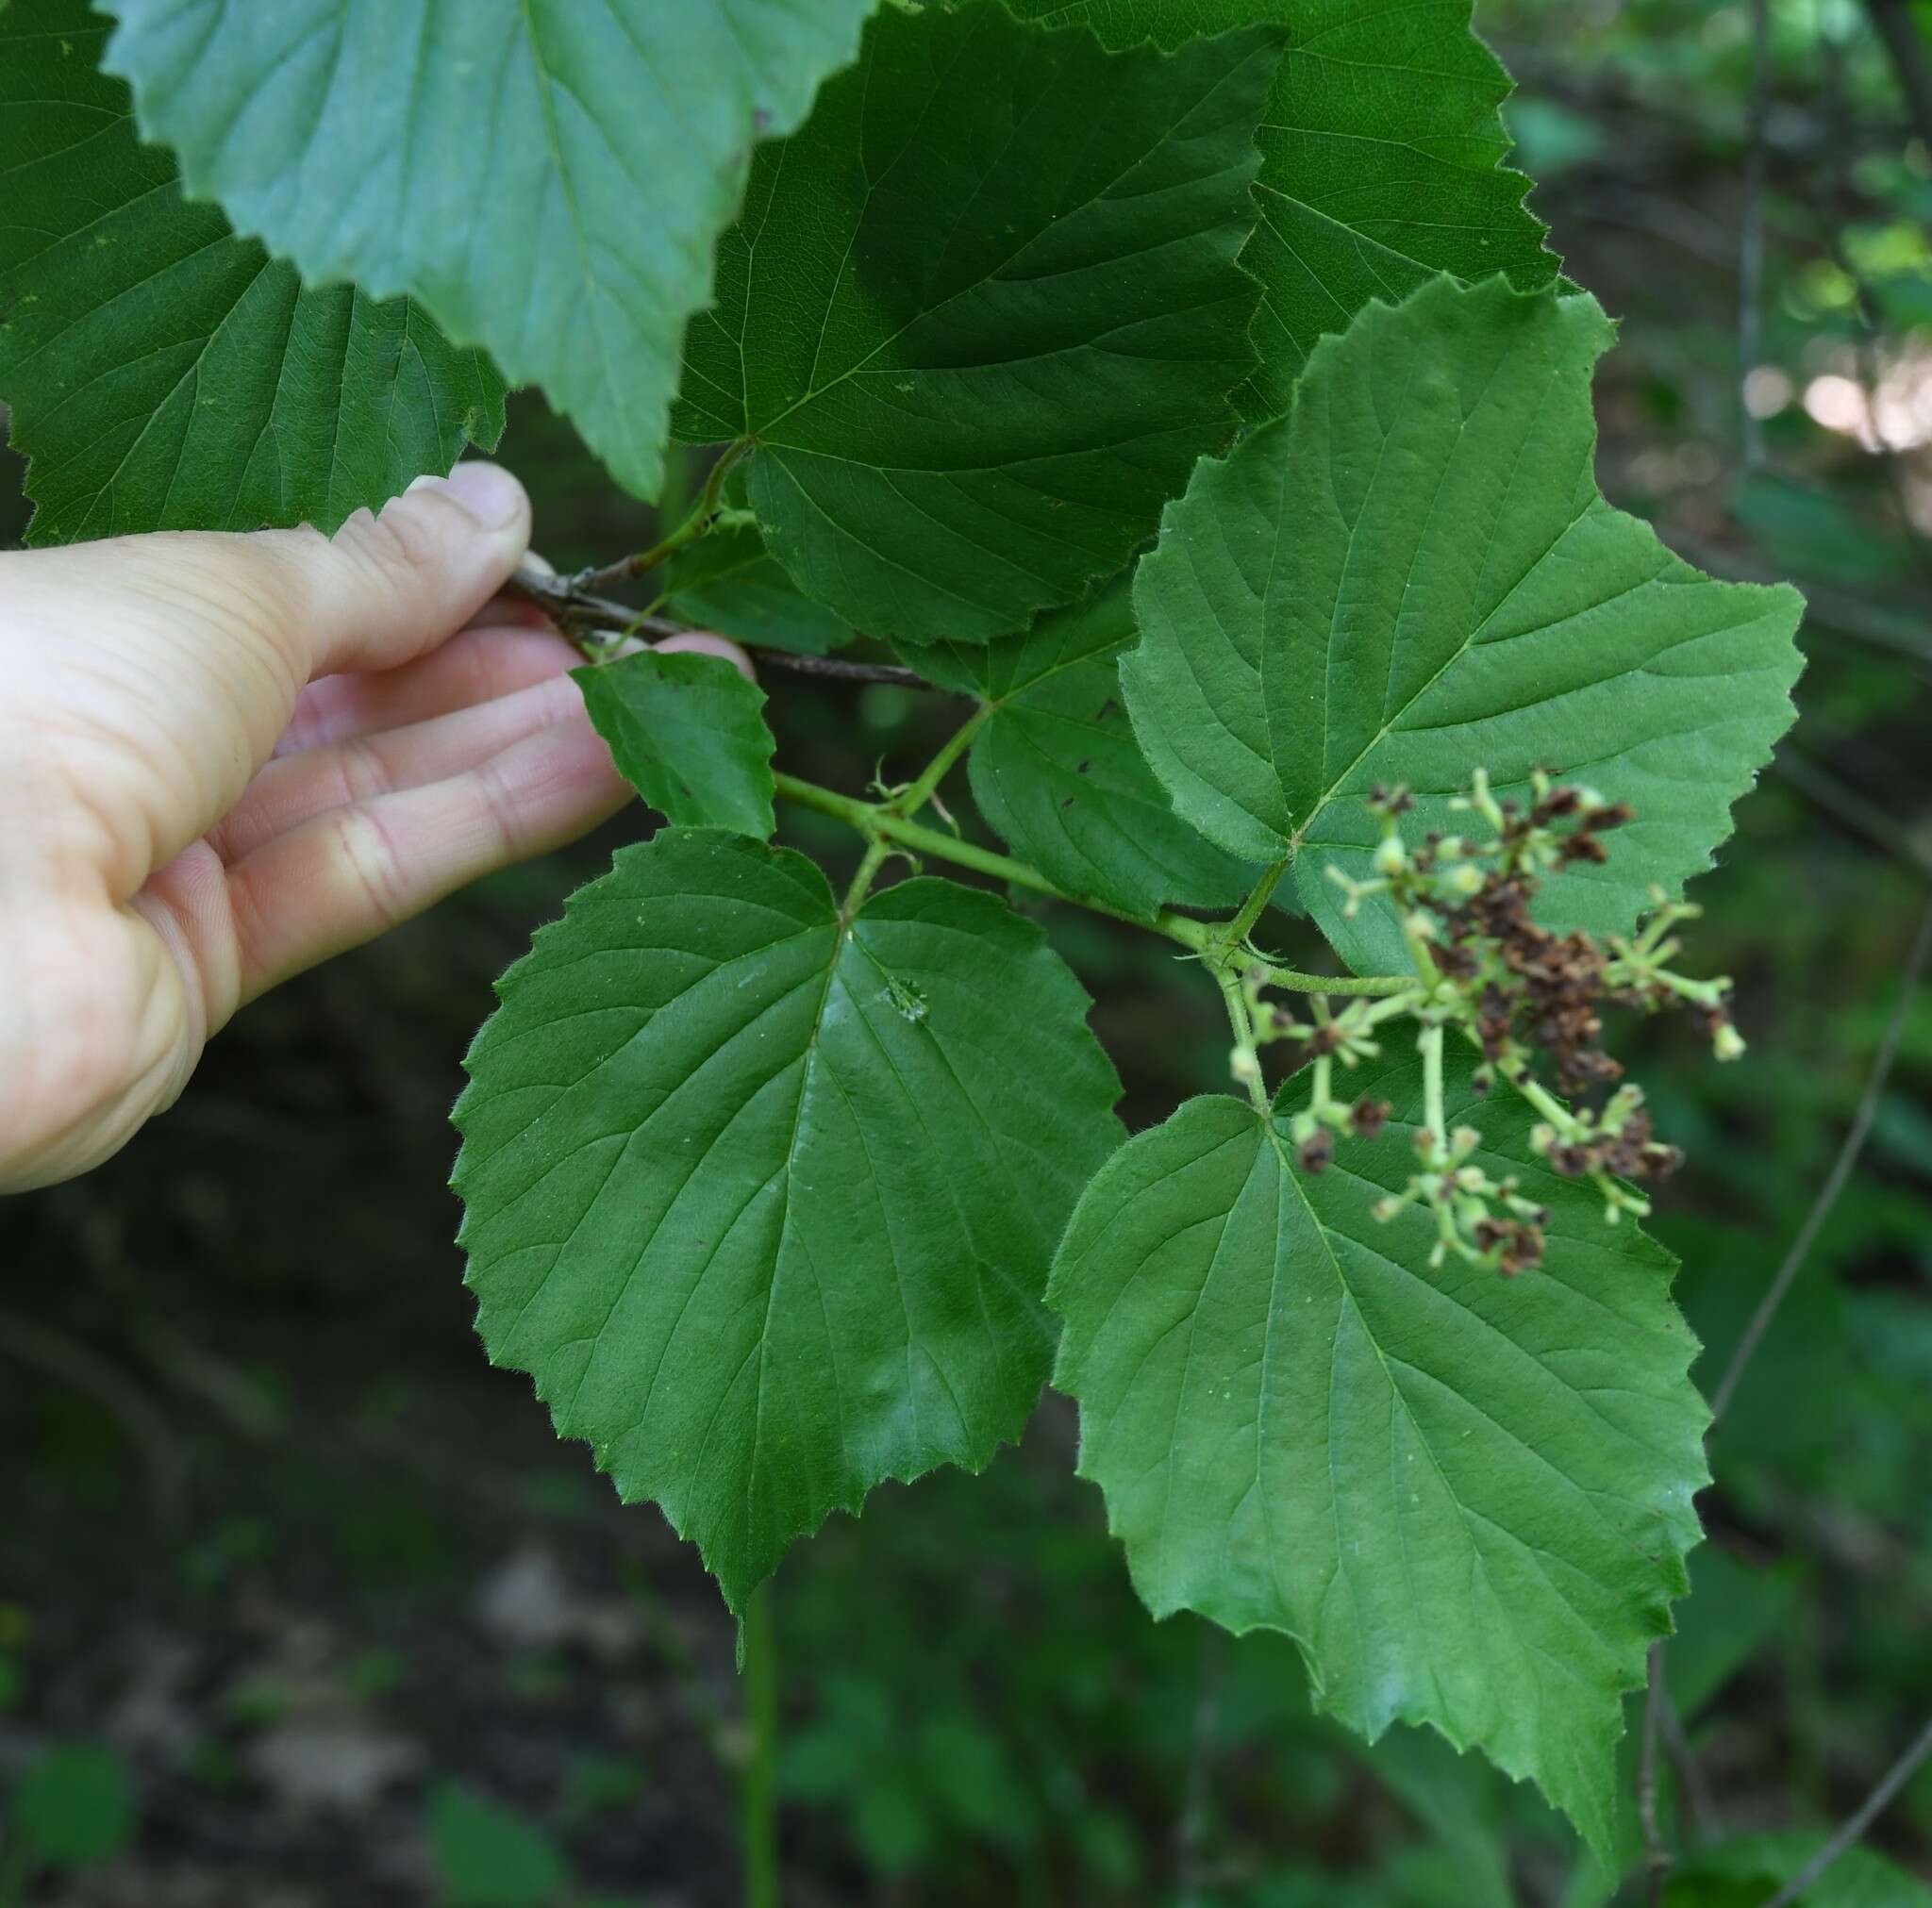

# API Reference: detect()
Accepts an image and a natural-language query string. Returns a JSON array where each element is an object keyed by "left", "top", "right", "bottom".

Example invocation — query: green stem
[
  {"left": 741, "top": 1581, "right": 779, "bottom": 1908},
  {"left": 773, "top": 774, "right": 1410, "bottom": 996},
  {"left": 1218, "top": 966, "right": 1272, "bottom": 1117},
  {"left": 1216, "top": 855, "right": 1291, "bottom": 957},
  {"left": 841, "top": 838, "right": 891, "bottom": 919},
  {"left": 1254, "top": 964, "right": 1410, "bottom": 999},
  {"left": 1492, "top": 1052, "right": 1582, "bottom": 1137},
  {"left": 1420, "top": 1024, "right": 1447, "bottom": 1147},
  {"left": 885, "top": 703, "right": 991, "bottom": 822},
  {"left": 1637, "top": 967, "right": 1729, "bottom": 1008},
  {"left": 778, "top": 771, "right": 1067, "bottom": 903},
  {"left": 1401, "top": 915, "right": 1444, "bottom": 992},
  {"left": 579, "top": 440, "right": 750, "bottom": 591}
]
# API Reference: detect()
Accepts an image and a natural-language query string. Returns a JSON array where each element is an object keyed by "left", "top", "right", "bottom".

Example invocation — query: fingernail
[{"left": 415, "top": 461, "right": 526, "bottom": 529}]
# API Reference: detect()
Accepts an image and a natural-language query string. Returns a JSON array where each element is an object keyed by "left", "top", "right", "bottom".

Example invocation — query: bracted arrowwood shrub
[{"left": 0, "top": 0, "right": 1810, "bottom": 1880}]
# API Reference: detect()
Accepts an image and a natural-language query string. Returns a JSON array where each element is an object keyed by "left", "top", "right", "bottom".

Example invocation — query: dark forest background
[{"left": 2, "top": 2, "right": 1929, "bottom": 1901}]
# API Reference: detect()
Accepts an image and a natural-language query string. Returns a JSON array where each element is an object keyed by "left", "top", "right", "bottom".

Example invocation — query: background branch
[
  {"left": 1761, "top": 1714, "right": 1932, "bottom": 1908},
  {"left": 1640, "top": 1643, "right": 1670, "bottom": 1904},
  {"left": 1708, "top": 894, "right": 1932, "bottom": 1420}
]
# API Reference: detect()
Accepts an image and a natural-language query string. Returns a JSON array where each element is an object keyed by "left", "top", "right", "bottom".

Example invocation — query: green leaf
[
  {"left": 1005, "top": 0, "right": 1560, "bottom": 418},
  {"left": 1665, "top": 1833, "right": 1932, "bottom": 1908},
  {"left": 673, "top": 1, "right": 1281, "bottom": 643},
  {"left": 575, "top": 651, "right": 775, "bottom": 838},
  {"left": 426, "top": 1782, "right": 567, "bottom": 1908},
  {"left": 0, "top": 0, "right": 504, "bottom": 543},
  {"left": 1046, "top": 1043, "right": 1709, "bottom": 1856},
  {"left": 1128, "top": 275, "right": 1805, "bottom": 971},
  {"left": 918, "top": 583, "right": 1258, "bottom": 921},
  {"left": 10, "top": 1743, "right": 136, "bottom": 1870},
  {"left": 657, "top": 523, "right": 856, "bottom": 657},
  {"left": 453, "top": 831, "right": 1122, "bottom": 1613},
  {"left": 98, "top": 0, "right": 878, "bottom": 503}
]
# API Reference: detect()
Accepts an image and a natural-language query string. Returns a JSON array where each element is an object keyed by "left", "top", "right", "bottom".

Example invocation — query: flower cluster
[{"left": 1242, "top": 771, "right": 1741, "bottom": 1276}]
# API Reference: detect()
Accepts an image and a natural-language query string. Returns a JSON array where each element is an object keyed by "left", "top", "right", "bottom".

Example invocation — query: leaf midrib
[
  {"left": 1256, "top": 1113, "right": 1638, "bottom": 1697},
  {"left": 1286, "top": 434, "right": 1589, "bottom": 848}
]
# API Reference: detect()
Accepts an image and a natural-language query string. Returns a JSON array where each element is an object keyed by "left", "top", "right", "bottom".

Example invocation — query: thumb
[{"left": 258, "top": 461, "right": 535, "bottom": 680}]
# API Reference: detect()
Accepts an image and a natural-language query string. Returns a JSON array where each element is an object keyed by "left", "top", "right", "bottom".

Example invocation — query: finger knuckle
[
  {"left": 342, "top": 490, "right": 455, "bottom": 582},
  {"left": 325, "top": 805, "right": 410, "bottom": 933}
]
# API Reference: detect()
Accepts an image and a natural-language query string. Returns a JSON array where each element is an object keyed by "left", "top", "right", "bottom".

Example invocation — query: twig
[
  {"left": 508, "top": 557, "right": 679, "bottom": 639},
  {"left": 1740, "top": 0, "right": 1771, "bottom": 469},
  {"left": 1640, "top": 1643, "right": 1670, "bottom": 1905},
  {"left": 1658, "top": 1684, "right": 1720, "bottom": 1844},
  {"left": 1708, "top": 894, "right": 1932, "bottom": 1421},
  {"left": 1760, "top": 1713, "right": 1932, "bottom": 1908},
  {"left": 505, "top": 559, "right": 936, "bottom": 689}
]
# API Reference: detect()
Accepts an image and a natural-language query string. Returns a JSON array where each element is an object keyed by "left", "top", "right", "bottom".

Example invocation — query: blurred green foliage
[
  {"left": 0, "top": 1742, "right": 136, "bottom": 1892},
  {"left": 429, "top": 1781, "right": 569, "bottom": 1907}
]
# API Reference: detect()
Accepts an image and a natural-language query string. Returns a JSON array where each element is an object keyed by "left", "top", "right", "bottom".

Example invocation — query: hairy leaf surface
[
  {"left": 1007, "top": 0, "right": 1560, "bottom": 417},
  {"left": 917, "top": 586, "right": 1257, "bottom": 920},
  {"left": 0, "top": 0, "right": 503, "bottom": 543},
  {"left": 100, "top": 0, "right": 877, "bottom": 501},
  {"left": 575, "top": 652, "right": 776, "bottom": 838},
  {"left": 673, "top": 1, "right": 1280, "bottom": 643},
  {"left": 454, "top": 832, "right": 1123, "bottom": 1612},
  {"left": 1047, "top": 1045, "right": 1709, "bottom": 1854},
  {"left": 1129, "top": 276, "right": 1805, "bottom": 971}
]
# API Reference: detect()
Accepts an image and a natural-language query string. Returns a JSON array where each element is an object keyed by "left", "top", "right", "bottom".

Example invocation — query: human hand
[{"left": 0, "top": 464, "right": 745, "bottom": 1192}]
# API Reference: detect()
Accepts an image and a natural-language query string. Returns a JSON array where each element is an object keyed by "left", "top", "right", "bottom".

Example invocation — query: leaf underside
[
  {"left": 1006, "top": 0, "right": 1562, "bottom": 419},
  {"left": 674, "top": 0, "right": 1282, "bottom": 643},
  {"left": 99, "top": 0, "right": 878, "bottom": 502},
  {"left": 454, "top": 831, "right": 1124, "bottom": 1614},
  {"left": 1047, "top": 1045, "right": 1710, "bottom": 1857},
  {"left": 575, "top": 651, "right": 777, "bottom": 839},
  {"left": 0, "top": 0, "right": 503, "bottom": 543},
  {"left": 1128, "top": 274, "right": 1805, "bottom": 971}
]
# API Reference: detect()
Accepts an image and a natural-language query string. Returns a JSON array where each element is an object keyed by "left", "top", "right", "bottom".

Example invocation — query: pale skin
[{"left": 0, "top": 462, "right": 747, "bottom": 1193}]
